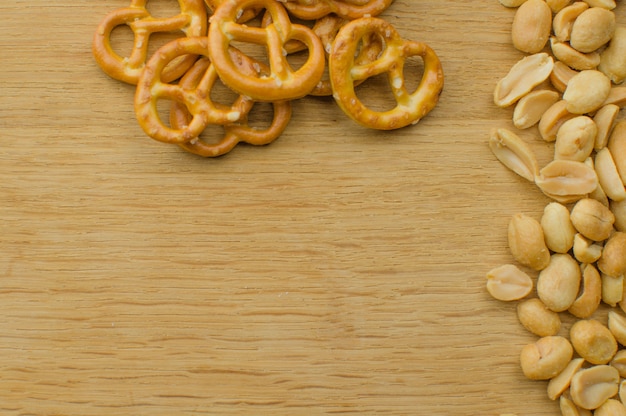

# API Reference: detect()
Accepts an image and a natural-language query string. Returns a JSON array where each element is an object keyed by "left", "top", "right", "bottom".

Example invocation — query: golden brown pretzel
[
  {"left": 204, "top": 0, "right": 261, "bottom": 22},
  {"left": 329, "top": 17, "right": 444, "bottom": 130},
  {"left": 92, "top": 0, "right": 207, "bottom": 85},
  {"left": 282, "top": 0, "right": 394, "bottom": 20},
  {"left": 208, "top": 0, "right": 326, "bottom": 101},
  {"left": 170, "top": 54, "right": 292, "bottom": 157},
  {"left": 134, "top": 36, "right": 256, "bottom": 144}
]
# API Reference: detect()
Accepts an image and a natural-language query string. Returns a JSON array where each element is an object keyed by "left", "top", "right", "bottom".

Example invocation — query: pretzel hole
[
  {"left": 210, "top": 78, "right": 242, "bottom": 108},
  {"left": 238, "top": 101, "right": 274, "bottom": 132},
  {"left": 145, "top": 0, "right": 182, "bottom": 19},
  {"left": 402, "top": 54, "right": 426, "bottom": 96},
  {"left": 230, "top": 40, "right": 271, "bottom": 70},
  {"left": 355, "top": 72, "right": 397, "bottom": 112},
  {"left": 109, "top": 25, "right": 135, "bottom": 57}
]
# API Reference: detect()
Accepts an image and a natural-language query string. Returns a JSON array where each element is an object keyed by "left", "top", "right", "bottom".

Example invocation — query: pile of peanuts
[{"left": 485, "top": 0, "right": 626, "bottom": 414}]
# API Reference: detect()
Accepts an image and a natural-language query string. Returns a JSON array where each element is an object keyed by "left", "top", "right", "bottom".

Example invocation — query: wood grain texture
[{"left": 1, "top": 1, "right": 614, "bottom": 414}]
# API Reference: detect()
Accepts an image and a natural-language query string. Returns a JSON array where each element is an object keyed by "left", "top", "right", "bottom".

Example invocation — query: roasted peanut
[
  {"left": 593, "top": 104, "right": 619, "bottom": 150},
  {"left": 541, "top": 202, "right": 576, "bottom": 253},
  {"left": 601, "top": 273, "right": 623, "bottom": 307},
  {"left": 499, "top": 0, "right": 528, "bottom": 6},
  {"left": 513, "top": 89, "right": 560, "bottom": 129},
  {"left": 570, "top": 198, "right": 615, "bottom": 241},
  {"left": 538, "top": 100, "right": 577, "bottom": 142},
  {"left": 569, "top": 7, "right": 616, "bottom": 53},
  {"left": 489, "top": 128, "right": 539, "bottom": 182},
  {"left": 517, "top": 298, "right": 561, "bottom": 336},
  {"left": 608, "top": 310, "right": 626, "bottom": 347},
  {"left": 570, "top": 364, "right": 620, "bottom": 410},
  {"left": 546, "top": 0, "right": 574, "bottom": 13},
  {"left": 582, "top": 0, "right": 616, "bottom": 9},
  {"left": 550, "top": 60, "right": 579, "bottom": 92},
  {"left": 550, "top": 36, "right": 601, "bottom": 70},
  {"left": 573, "top": 233, "right": 604, "bottom": 263},
  {"left": 486, "top": 264, "right": 534, "bottom": 301},
  {"left": 512, "top": 0, "right": 553, "bottom": 53},
  {"left": 553, "top": 2, "right": 590, "bottom": 42},
  {"left": 548, "top": 357, "right": 585, "bottom": 400},
  {"left": 537, "top": 253, "right": 581, "bottom": 312},
  {"left": 569, "top": 263, "right": 602, "bottom": 318},
  {"left": 520, "top": 335, "right": 574, "bottom": 380},
  {"left": 560, "top": 396, "right": 593, "bottom": 416},
  {"left": 570, "top": 319, "right": 617, "bottom": 364},
  {"left": 535, "top": 160, "right": 598, "bottom": 202},
  {"left": 508, "top": 213, "right": 550, "bottom": 270},
  {"left": 595, "top": 399, "right": 626, "bottom": 416},
  {"left": 599, "top": 26, "right": 626, "bottom": 84},
  {"left": 610, "top": 198, "right": 626, "bottom": 232},
  {"left": 494, "top": 53, "right": 555, "bottom": 107},
  {"left": 598, "top": 232, "right": 626, "bottom": 277},
  {"left": 610, "top": 349, "right": 626, "bottom": 377},
  {"left": 595, "top": 148, "right": 626, "bottom": 201},
  {"left": 563, "top": 70, "right": 612, "bottom": 114},
  {"left": 607, "top": 120, "right": 626, "bottom": 183},
  {"left": 554, "top": 116, "right": 597, "bottom": 162}
]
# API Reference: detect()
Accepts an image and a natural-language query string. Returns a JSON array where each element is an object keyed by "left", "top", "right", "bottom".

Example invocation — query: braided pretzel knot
[
  {"left": 170, "top": 55, "right": 292, "bottom": 157},
  {"left": 282, "top": 0, "right": 394, "bottom": 20},
  {"left": 208, "top": 0, "right": 325, "bottom": 101},
  {"left": 92, "top": 0, "right": 207, "bottom": 85},
  {"left": 134, "top": 36, "right": 256, "bottom": 144},
  {"left": 329, "top": 17, "right": 444, "bottom": 130}
]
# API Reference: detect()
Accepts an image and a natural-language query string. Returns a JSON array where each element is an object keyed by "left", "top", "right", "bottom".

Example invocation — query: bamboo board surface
[{"left": 1, "top": 1, "right": 618, "bottom": 415}]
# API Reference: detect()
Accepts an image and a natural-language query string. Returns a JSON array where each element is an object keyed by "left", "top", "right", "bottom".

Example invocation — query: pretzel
[
  {"left": 208, "top": 0, "right": 326, "bottom": 101},
  {"left": 204, "top": 0, "right": 261, "bottom": 22},
  {"left": 170, "top": 51, "right": 292, "bottom": 157},
  {"left": 92, "top": 0, "right": 207, "bottom": 84},
  {"left": 134, "top": 36, "right": 256, "bottom": 144},
  {"left": 329, "top": 17, "right": 444, "bottom": 130},
  {"left": 282, "top": 0, "right": 394, "bottom": 20}
]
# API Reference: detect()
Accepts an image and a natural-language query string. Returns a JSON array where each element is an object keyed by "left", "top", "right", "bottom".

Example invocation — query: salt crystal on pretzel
[
  {"left": 92, "top": 0, "right": 207, "bottom": 85},
  {"left": 329, "top": 17, "right": 444, "bottom": 130}
]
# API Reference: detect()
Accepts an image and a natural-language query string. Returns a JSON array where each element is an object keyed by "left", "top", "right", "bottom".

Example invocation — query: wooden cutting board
[{"left": 1, "top": 1, "right": 614, "bottom": 414}]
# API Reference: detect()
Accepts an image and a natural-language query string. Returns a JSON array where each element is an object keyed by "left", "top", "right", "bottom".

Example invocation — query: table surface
[{"left": 1, "top": 1, "right": 613, "bottom": 415}]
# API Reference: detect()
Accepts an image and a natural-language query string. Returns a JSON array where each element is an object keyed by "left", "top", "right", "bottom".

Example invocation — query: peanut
[
  {"left": 537, "top": 253, "right": 581, "bottom": 312},
  {"left": 569, "top": 7, "right": 616, "bottom": 53},
  {"left": 553, "top": 2, "right": 590, "bottom": 42},
  {"left": 570, "top": 198, "right": 615, "bottom": 241},
  {"left": 512, "top": 0, "right": 553, "bottom": 53},
  {"left": 608, "top": 310, "right": 626, "bottom": 346},
  {"left": 513, "top": 89, "right": 560, "bottom": 129},
  {"left": 489, "top": 128, "right": 539, "bottom": 182},
  {"left": 508, "top": 213, "right": 551, "bottom": 270},
  {"left": 494, "top": 53, "right": 555, "bottom": 107},
  {"left": 554, "top": 116, "right": 597, "bottom": 162},
  {"left": 519, "top": 335, "right": 574, "bottom": 380},
  {"left": 597, "top": 232, "right": 626, "bottom": 277},
  {"left": 563, "top": 70, "right": 612, "bottom": 114},
  {"left": 599, "top": 26, "right": 626, "bottom": 84},
  {"left": 517, "top": 298, "right": 561, "bottom": 336},
  {"left": 486, "top": 264, "right": 534, "bottom": 301},
  {"left": 570, "top": 319, "right": 618, "bottom": 364},
  {"left": 547, "top": 357, "right": 585, "bottom": 400},
  {"left": 595, "top": 399, "right": 626, "bottom": 416},
  {"left": 595, "top": 147, "right": 626, "bottom": 201},
  {"left": 535, "top": 160, "right": 598, "bottom": 202},
  {"left": 570, "top": 364, "right": 620, "bottom": 410},
  {"left": 541, "top": 202, "right": 576, "bottom": 253},
  {"left": 569, "top": 263, "right": 602, "bottom": 318}
]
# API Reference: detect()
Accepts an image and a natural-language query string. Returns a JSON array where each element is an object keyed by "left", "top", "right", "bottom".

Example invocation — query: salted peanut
[
  {"left": 570, "top": 319, "right": 617, "bottom": 364},
  {"left": 554, "top": 116, "right": 597, "bottom": 162},
  {"left": 573, "top": 233, "right": 604, "bottom": 263},
  {"left": 595, "top": 399, "right": 626, "bottom": 416},
  {"left": 489, "top": 128, "right": 539, "bottom": 182},
  {"left": 599, "top": 26, "right": 626, "bottom": 84},
  {"left": 611, "top": 350, "right": 626, "bottom": 377},
  {"left": 551, "top": 37, "right": 601, "bottom": 70},
  {"left": 508, "top": 213, "right": 550, "bottom": 270},
  {"left": 570, "top": 198, "right": 615, "bottom": 241},
  {"left": 537, "top": 253, "right": 581, "bottom": 312},
  {"left": 517, "top": 298, "right": 561, "bottom": 336},
  {"left": 607, "top": 120, "right": 626, "bottom": 183},
  {"left": 539, "top": 100, "right": 577, "bottom": 142},
  {"left": 535, "top": 160, "right": 598, "bottom": 202},
  {"left": 570, "top": 7, "right": 616, "bottom": 53},
  {"left": 582, "top": 0, "right": 615, "bottom": 9},
  {"left": 585, "top": 156, "right": 610, "bottom": 206},
  {"left": 608, "top": 310, "right": 626, "bottom": 347},
  {"left": 499, "top": 0, "right": 528, "bottom": 6},
  {"left": 569, "top": 263, "right": 602, "bottom": 318},
  {"left": 593, "top": 104, "right": 619, "bottom": 150},
  {"left": 570, "top": 364, "right": 620, "bottom": 409},
  {"left": 513, "top": 89, "right": 560, "bottom": 129},
  {"left": 494, "top": 53, "right": 554, "bottom": 107},
  {"left": 560, "top": 396, "right": 593, "bottom": 416},
  {"left": 512, "top": 0, "right": 553, "bottom": 53},
  {"left": 563, "top": 70, "right": 612, "bottom": 114},
  {"left": 553, "top": 2, "right": 590, "bottom": 42},
  {"left": 541, "top": 202, "right": 576, "bottom": 253},
  {"left": 601, "top": 274, "right": 623, "bottom": 307},
  {"left": 486, "top": 264, "right": 534, "bottom": 301},
  {"left": 550, "top": 61, "right": 579, "bottom": 92},
  {"left": 595, "top": 148, "right": 626, "bottom": 201},
  {"left": 548, "top": 358, "right": 585, "bottom": 400},
  {"left": 520, "top": 336, "right": 573, "bottom": 380},
  {"left": 610, "top": 199, "right": 626, "bottom": 232},
  {"left": 598, "top": 232, "right": 626, "bottom": 277},
  {"left": 547, "top": 0, "right": 573, "bottom": 13},
  {"left": 601, "top": 87, "right": 626, "bottom": 108}
]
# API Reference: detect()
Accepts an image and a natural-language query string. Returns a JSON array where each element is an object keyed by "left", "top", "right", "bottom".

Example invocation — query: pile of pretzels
[{"left": 93, "top": 0, "right": 444, "bottom": 157}]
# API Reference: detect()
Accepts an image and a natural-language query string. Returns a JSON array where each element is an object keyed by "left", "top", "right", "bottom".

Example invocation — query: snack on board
[
  {"left": 94, "top": 0, "right": 444, "bottom": 156},
  {"left": 92, "top": 0, "right": 208, "bottom": 85},
  {"left": 486, "top": 1, "right": 626, "bottom": 413},
  {"left": 329, "top": 17, "right": 444, "bottom": 130}
]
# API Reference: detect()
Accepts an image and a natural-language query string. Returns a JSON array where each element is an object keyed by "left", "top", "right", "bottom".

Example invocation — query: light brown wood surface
[{"left": 1, "top": 1, "right": 613, "bottom": 415}]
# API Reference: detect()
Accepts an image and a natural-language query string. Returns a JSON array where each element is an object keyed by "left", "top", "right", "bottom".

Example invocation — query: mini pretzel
[
  {"left": 92, "top": 0, "right": 207, "bottom": 84},
  {"left": 170, "top": 54, "right": 292, "bottom": 157},
  {"left": 208, "top": 0, "right": 326, "bottom": 101},
  {"left": 134, "top": 36, "right": 256, "bottom": 144},
  {"left": 329, "top": 17, "right": 444, "bottom": 130},
  {"left": 282, "top": 0, "right": 394, "bottom": 20},
  {"left": 204, "top": 0, "right": 261, "bottom": 22}
]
